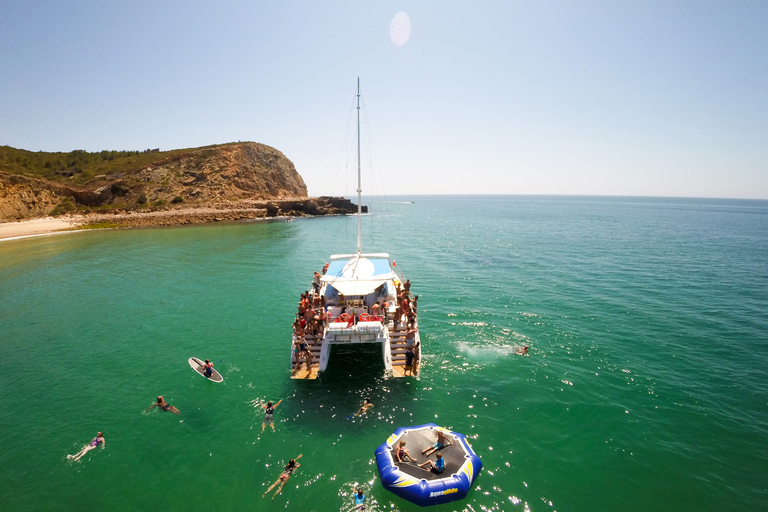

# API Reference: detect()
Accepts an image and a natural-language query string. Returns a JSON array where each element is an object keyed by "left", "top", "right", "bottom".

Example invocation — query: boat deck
[{"left": 290, "top": 327, "right": 420, "bottom": 379}]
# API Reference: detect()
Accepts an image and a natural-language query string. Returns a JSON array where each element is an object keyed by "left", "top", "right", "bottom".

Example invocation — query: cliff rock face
[{"left": 0, "top": 142, "right": 313, "bottom": 220}]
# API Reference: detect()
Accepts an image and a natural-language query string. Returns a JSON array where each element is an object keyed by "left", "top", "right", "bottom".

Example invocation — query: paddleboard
[{"left": 188, "top": 357, "right": 223, "bottom": 383}]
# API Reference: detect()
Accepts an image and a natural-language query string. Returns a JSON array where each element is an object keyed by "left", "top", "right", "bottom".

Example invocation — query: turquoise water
[{"left": 1, "top": 195, "right": 767, "bottom": 512}]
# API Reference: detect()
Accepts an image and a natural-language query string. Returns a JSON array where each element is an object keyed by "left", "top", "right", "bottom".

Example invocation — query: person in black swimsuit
[
  {"left": 263, "top": 454, "right": 302, "bottom": 500},
  {"left": 147, "top": 396, "right": 180, "bottom": 415},
  {"left": 260, "top": 399, "right": 283, "bottom": 433}
]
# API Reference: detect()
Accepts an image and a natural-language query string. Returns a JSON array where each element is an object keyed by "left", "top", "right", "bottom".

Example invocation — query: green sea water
[{"left": 1, "top": 195, "right": 766, "bottom": 512}]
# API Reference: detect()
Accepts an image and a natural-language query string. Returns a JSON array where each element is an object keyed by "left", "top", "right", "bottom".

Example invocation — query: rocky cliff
[{"left": 0, "top": 142, "right": 358, "bottom": 222}]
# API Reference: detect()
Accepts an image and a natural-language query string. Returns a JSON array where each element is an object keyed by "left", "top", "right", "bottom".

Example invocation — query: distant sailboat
[{"left": 290, "top": 79, "right": 421, "bottom": 379}]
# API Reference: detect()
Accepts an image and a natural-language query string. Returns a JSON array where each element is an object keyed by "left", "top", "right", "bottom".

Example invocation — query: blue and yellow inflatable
[{"left": 375, "top": 423, "right": 482, "bottom": 507}]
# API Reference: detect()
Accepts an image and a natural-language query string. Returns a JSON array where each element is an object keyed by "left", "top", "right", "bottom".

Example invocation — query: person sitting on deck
[
  {"left": 395, "top": 440, "right": 416, "bottom": 463},
  {"left": 422, "top": 429, "right": 453, "bottom": 456},
  {"left": 418, "top": 452, "right": 445, "bottom": 474}
]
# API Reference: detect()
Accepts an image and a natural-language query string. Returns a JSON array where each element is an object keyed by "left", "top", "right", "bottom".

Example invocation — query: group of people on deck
[
  {"left": 394, "top": 428, "right": 453, "bottom": 474},
  {"left": 291, "top": 265, "right": 421, "bottom": 376}
]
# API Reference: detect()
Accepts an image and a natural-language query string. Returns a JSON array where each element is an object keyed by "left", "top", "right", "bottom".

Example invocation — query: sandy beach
[
  {"left": 0, "top": 217, "right": 83, "bottom": 242},
  {"left": 0, "top": 205, "right": 277, "bottom": 242}
]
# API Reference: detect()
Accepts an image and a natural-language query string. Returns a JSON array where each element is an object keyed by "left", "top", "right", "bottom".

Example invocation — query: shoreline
[
  {"left": 0, "top": 217, "right": 83, "bottom": 242},
  {"left": 0, "top": 206, "right": 292, "bottom": 243}
]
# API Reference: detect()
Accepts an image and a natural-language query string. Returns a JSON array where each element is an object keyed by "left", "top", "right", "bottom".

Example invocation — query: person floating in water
[
  {"left": 354, "top": 488, "right": 366, "bottom": 510},
  {"left": 515, "top": 345, "right": 529, "bottom": 355},
  {"left": 263, "top": 454, "right": 302, "bottom": 500},
  {"left": 354, "top": 398, "right": 373, "bottom": 417},
  {"left": 67, "top": 432, "right": 105, "bottom": 461},
  {"left": 260, "top": 399, "right": 283, "bottom": 433},
  {"left": 422, "top": 429, "right": 452, "bottom": 457},
  {"left": 147, "top": 396, "right": 180, "bottom": 415},
  {"left": 203, "top": 359, "right": 214, "bottom": 378},
  {"left": 418, "top": 452, "right": 445, "bottom": 473}
]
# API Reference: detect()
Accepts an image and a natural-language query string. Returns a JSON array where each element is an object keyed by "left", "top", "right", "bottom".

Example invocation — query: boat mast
[{"left": 356, "top": 77, "right": 363, "bottom": 255}]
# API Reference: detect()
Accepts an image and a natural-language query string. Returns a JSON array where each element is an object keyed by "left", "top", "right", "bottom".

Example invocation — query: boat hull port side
[{"left": 291, "top": 253, "right": 420, "bottom": 379}]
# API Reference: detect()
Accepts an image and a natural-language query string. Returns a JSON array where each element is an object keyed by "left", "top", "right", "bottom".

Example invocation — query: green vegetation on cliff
[{"left": 0, "top": 143, "right": 239, "bottom": 186}]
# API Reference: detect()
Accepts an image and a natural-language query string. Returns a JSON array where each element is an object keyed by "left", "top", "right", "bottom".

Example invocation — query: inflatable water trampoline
[{"left": 374, "top": 423, "right": 482, "bottom": 507}]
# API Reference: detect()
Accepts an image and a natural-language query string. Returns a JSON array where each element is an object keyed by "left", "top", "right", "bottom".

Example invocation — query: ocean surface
[{"left": 0, "top": 195, "right": 766, "bottom": 512}]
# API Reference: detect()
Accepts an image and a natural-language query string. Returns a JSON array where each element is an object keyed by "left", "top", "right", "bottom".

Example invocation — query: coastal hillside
[{"left": 0, "top": 142, "right": 354, "bottom": 223}]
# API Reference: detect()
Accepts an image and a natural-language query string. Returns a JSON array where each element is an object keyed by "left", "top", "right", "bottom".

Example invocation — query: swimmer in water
[
  {"left": 263, "top": 454, "right": 302, "bottom": 500},
  {"left": 516, "top": 345, "right": 529, "bottom": 355},
  {"left": 67, "top": 432, "right": 105, "bottom": 461},
  {"left": 354, "top": 488, "right": 366, "bottom": 510},
  {"left": 260, "top": 398, "right": 283, "bottom": 433},
  {"left": 146, "top": 396, "right": 180, "bottom": 415},
  {"left": 354, "top": 398, "right": 374, "bottom": 417}
]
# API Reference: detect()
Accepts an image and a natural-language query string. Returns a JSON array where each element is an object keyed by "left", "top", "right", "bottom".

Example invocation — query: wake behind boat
[{"left": 290, "top": 79, "right": 421, "bottom": 380}]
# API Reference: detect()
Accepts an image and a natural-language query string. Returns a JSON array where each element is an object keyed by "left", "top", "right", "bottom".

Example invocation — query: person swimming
[
  {"left": 354, "top": 488, "right": 366, "bottom": 510},
  {"left": 67, "top": 432, "right": 105, "bottom": 461},
  {"left": 354, "top": 398, "right": 374, "bottom": 417},
  {"left": 263, "top": 454, "right": 302, "bottom": 500},
  {"left": 260, "top": 399, "right": 283, "bottom": 432},
  {"left": 146, "top": 396, "right": 180, "bottom": 415}
]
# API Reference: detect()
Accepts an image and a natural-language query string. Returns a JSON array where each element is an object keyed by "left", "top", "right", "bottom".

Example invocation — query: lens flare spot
[{"left": 390, "top": 12, "right": 411, "bottom": 46}]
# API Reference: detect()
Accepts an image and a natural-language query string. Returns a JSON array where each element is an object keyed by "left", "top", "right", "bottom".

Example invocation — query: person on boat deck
[
  {"left": 203, "top": 359, "right": 214, "bottom": 378},
  {"left": 354, "top": 488, "right": 366, "bottom": 510},
  {"left": 418, "top": 452, "right": 445, "bottom": 473},
  {"left": 404, "top": 279, "right": 411, "bottom": 292},
  {"left": 67, "top": 432, "right": 105, "bottom": 461},
  {"left": 263, "top": 455, "right": 302, "bottom": 500},
  {"left": 404, "top": 346, "right": 415, "bottom": 376},
  {"left": 298, "top": 337, "right": 312, "bottom": 371},
  {"left": 354, "top": 398, "right": 374, "bottom": 417},
  {"left": 147, "top": 396, "right": 180, "bottom": 415},
  {"left": 312, "top": 271, "right": 321, "bottom": 294},
  {"left": 422, "top": 430, "right": 453, "bottom": 456},
  {"left": 396, "top": 440, "right": 416, "bottom": 463},
  {"left": 260, "top": 399, "right": 283, "bottom": 432},
  {"left": 405, "top": 323, "right": 417, "bottom": 346},
  {"left": 292, "top": 339, "right": 301, "bottom": 372},
  {"left": 370, "top": 302, "right": 381, "bottom": 318},
  {"left": 292, "top": 317, "right": 303, "bottom": 336}
]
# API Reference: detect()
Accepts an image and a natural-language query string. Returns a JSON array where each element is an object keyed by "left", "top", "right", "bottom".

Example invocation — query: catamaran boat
[{"left": 290, "top": 80, "right": 421, "bottom": 379}]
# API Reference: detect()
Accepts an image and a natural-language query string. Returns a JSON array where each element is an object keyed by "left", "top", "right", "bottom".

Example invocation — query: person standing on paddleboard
[{"left": 260, "top": 399, "right": 282, "bottom": 432}]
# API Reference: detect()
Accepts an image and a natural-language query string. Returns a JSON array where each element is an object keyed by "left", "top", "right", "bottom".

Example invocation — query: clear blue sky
[{"left": 2, "top": 1, "right": 766, "bottom": 199}]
